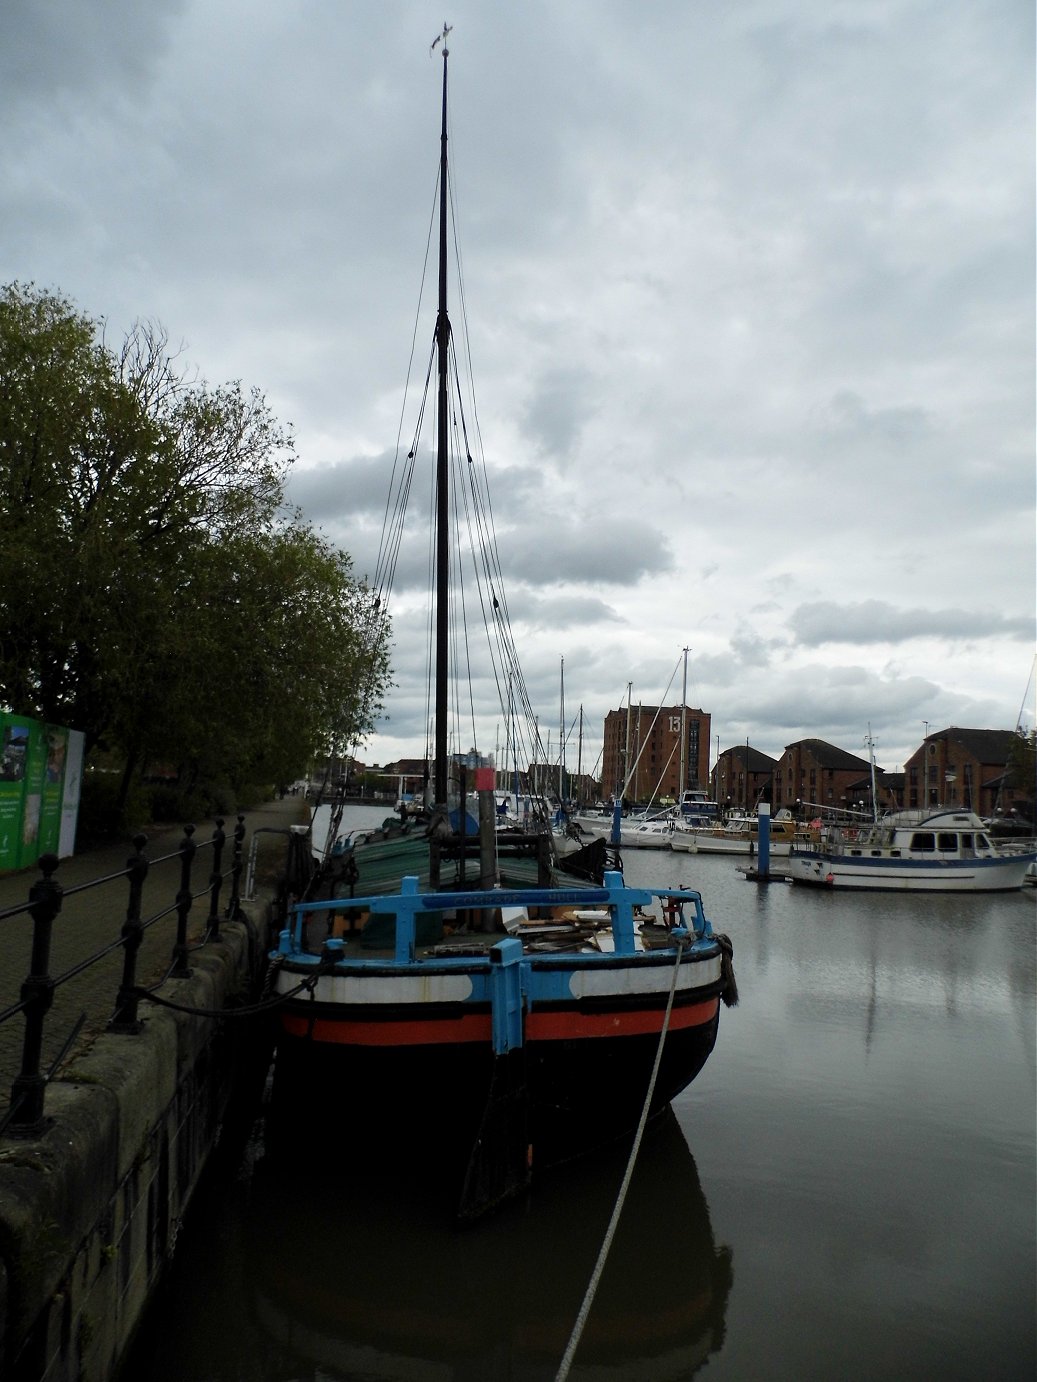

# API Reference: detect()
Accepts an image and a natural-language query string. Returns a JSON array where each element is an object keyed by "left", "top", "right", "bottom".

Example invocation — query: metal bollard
[
  {"left": 171, "top": 824, "right": 196, "bottom": 979},
  {"left": 205, "top": 817, "right": 226, "bottom": 941},
  {"left": 8, "top": 854, "right": 63, "bottom": 1136},
  {"left": 226, "top": 814, "right": 245, "bottom": 921},
  {"left": 109, "top": 834, "right": 150, "bottom": 1033}
]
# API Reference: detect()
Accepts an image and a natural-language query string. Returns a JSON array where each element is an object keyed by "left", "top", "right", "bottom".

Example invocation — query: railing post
[
  {"left": 8, "top": 853, "right": 63, "bottom": 1136},
  {"left": 226, "top": 814, "right": 245, "bottom": 920},
  {"left": 171, "top": 824, "right": 196, "bottom": 979},
  {"left": 205, "top": 817, "right": 226, "bottom": 940},
  {"left": 109, "top": 834, "right": 150, "bottom": 1033}
]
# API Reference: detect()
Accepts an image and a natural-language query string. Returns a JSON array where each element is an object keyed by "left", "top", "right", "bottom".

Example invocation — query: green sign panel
[
  {"left": 0, "top": 715, "right": 33, "bottom": 871},
  {"left": 0, "top": 714, "right": 82, "bottom": 870}
]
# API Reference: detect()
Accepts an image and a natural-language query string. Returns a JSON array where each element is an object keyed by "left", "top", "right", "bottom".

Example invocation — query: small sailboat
[
  {"left": 266, "top": 35, "right": 735, "bottom": 1216},
  {"left": 673, "top": 807, "right": 801, "bottom": 856}
]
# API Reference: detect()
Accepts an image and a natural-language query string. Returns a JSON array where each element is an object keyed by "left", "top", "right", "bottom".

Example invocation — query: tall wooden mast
[{"left": 434, "top": 31, "right": 451, "bottom": 807}]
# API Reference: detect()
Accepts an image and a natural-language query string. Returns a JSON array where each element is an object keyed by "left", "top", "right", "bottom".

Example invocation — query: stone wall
[{"left": 0, "top": 916, "right": 271, "bottom": 1382}]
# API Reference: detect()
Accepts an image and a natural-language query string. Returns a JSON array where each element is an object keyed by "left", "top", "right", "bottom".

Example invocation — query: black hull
[{"left": 265, "top": 1005, "right": 720, "bottom": 1189}]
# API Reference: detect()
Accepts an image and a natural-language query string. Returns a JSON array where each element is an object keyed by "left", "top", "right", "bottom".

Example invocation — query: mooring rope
[
  {"left": 128, "top": 970, "right": 319, "bottom": 1020},
  {"left": 554, "top": 933, "right": 689, "bottom": 1382}
]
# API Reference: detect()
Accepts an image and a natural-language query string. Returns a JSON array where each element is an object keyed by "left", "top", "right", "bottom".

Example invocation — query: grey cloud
[
  {"left": 2, "top": 1, "right": 1029, "bottom": 774},
  {"left": 507, "top": 593, "right": 622, "bottom": 632},
  {"left": 520, "top": 366, "right": 597, "bottom": 463},
  {"left": 1, "top": 0, "right": 183, "bottom": 106},
  {"left": 502, "top": 517, "right": 674, "bottom": 585},
  {"left": 286, "top": 455, "right": 402, "bottom": 524},
  {"left": 789, "top": 601, "right": 1034, "bottom": 647}
]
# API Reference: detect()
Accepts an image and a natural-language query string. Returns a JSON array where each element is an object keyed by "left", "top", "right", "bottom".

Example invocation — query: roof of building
[
  {"left": 722, "top": 744, "right": 779, "bottom": 770},
  {"left": 932, "top": 727, "right": 1023, "bottom": 765},
  {"left": 386, "top": 757, "right": 427, "bottom": 776},
  {"left": 604, "top": 705, "right": 709, "bottom": 720},
  {"left": 784, "top": 738, "right": 874, "bottom": 772}
]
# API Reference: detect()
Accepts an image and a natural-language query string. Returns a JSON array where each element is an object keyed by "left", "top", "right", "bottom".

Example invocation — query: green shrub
[{"left": 76, "top": 773, "right": 149, "bottom": 846}]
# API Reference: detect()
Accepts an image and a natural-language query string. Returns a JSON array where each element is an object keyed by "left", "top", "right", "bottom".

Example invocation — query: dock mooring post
[{"left": 757, "top": 801, "right": 771, "bottom": 877}]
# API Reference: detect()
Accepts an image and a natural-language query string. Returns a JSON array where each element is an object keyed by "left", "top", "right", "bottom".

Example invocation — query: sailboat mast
[
  {"left": 623, "top": 684, "right": 633, "bottom": 802},
  {"left": 559, "top": 657, "right": 565, "bottom": 803},
  {"left": 434, "top": 38, "right": 451, "bottom": 806},
  {"left": 577, "top": 705, "right": 583, "bottom": 789},
  {"left": 866, "top": 724, "right": 879, "bottom": 822},
  {"left": 679, "top": 646, "right": 689, "bottom": 796}
]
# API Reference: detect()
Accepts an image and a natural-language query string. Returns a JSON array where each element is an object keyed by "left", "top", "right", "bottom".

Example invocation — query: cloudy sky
[{"left": 4, "top": 0, "right": 1033, "bottom": 778}]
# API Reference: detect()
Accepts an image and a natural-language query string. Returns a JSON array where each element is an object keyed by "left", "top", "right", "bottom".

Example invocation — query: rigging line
[
  {"left": 451, "top": 385, "right": 515, "bottom": 684},
  {"left": 646, "top": 738, "right": 681, "bottom": 809},
  {"left": 375, "top": 345, "right": 435, "bottom": 599},
  {"left": 462, "top": 467, "right": 509, "bottom": 733},
  {"left": 554, "top": 938, "right": 689, "bottom": 1382},
  {"left": 620, "top": 654, "right": 682, "bottom": 798},
  {"left": 379, "top": 267, "right": 445, "bottom": 598},
  {"left": 443, "top": 316, "right": 511, "bottom": 650},
  {"left": 447, "top": 334, "right": 505, "bottom": 695},
  {"left": 438, "top": 310, "right": 513, "bottom": 739},
  {"left": 449, "top": 399, "right": 481, "bottom": 755},
  {"left": 1015, "top": 651, "right": 1036, "bottom": 731},
  {"left": 447, "top": 148, "right": 490, "bottom": 485},
  {"left": 376, "top": 194, "right": 439, "bottom": 597},
  {"left": 380, "top": 168, "right": 439, "bottom": 562},
  {"left": 469, "top": 496, "right": 518, "bottom": 737}
]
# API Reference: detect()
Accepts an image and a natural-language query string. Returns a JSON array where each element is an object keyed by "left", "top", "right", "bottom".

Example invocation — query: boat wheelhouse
[{"left": 788, "top": 807, "right": 1036, "bottom": 892}]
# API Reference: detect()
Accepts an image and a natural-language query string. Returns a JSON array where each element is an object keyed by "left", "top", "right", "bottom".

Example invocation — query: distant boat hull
[
  {"left": 619, "top": 826, "right": 681, "bottom": 849},
  {"left": 674, "top": 835, "right": 793, "bottom": 856},
  {"left": 788, "top": 808, "right": 1036, "bottom": 892},
  {"left": 788, "top": 851, "right": 1033, "bottom": 892}
]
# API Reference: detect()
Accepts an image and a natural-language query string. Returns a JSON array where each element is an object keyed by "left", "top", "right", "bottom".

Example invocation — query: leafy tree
[
  {"left": 1005, "top": 728, "right": 1036, "bottom": 820},
  {"left": 0, "top": 282, "right": 390, "bottom": 809}
]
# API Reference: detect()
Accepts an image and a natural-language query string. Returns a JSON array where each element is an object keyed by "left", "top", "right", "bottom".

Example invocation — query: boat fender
[
  {"left": 825, "top": 873, "right": 835, "bottom": 886},
  {"left": 714, "top": 933, "right": 738, "bottom": 1007}
]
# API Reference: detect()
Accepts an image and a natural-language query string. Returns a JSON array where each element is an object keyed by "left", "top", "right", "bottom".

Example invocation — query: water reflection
[
  {"left": 245, "top": 1109, "right": 732, "bottom": 1381},
  {"left": 125, "top": 840, "right": 1035, "bottom": 1381}
]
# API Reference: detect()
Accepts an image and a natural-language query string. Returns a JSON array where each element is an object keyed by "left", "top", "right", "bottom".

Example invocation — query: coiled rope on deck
[{"left": 554, "top": 933, "right": 690, "bottom": 1382}]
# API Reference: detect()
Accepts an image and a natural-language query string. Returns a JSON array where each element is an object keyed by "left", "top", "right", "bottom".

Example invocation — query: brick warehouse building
[
  {"left": 904, "top": 727, "right": 1033, "bottom": 818},
  {"left": 712, "top": 744, "right": 779, "bottom": 813},
  {"left": 771, "top": 739, "right": 877, "bottom": 816},
  {"left": 602, "top": 704, "right": 711, "bottom": 803}
]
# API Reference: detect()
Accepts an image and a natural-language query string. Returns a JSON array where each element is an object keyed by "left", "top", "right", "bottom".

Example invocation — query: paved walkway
[{"left": 0, "top": 794, "right": 308, "bottom": 1114}]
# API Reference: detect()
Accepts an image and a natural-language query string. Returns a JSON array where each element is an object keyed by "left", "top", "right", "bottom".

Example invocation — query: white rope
[{"left": 554, "top": 937, "right": 687, "bottom": 1381}]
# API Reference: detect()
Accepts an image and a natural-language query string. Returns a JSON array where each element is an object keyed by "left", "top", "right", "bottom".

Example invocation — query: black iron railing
[{"left": 0, "top": 816, "right": 247, "bottom": 1138}]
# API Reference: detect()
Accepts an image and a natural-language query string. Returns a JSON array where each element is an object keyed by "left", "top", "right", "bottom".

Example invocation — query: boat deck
[{"left": 296, "top": 902, "right": 677, "bottom": 959}]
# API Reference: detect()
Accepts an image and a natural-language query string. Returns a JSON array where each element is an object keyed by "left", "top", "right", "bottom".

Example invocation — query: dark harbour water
[{"left": 125, "top": 809, "right": 1036, "bottom": 1381}]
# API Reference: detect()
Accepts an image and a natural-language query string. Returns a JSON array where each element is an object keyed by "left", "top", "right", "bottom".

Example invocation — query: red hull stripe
[
  {"left": 527, "top": 997, "right": 718, "bottom": 1040},
  {"left": 281, "top": 996, "right": 719, "bottom": 1047}
]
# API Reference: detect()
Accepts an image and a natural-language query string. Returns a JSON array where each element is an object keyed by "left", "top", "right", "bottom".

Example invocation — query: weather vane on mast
[{"left": 430, "top": 22, "right": 451, "bottom": 57}]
